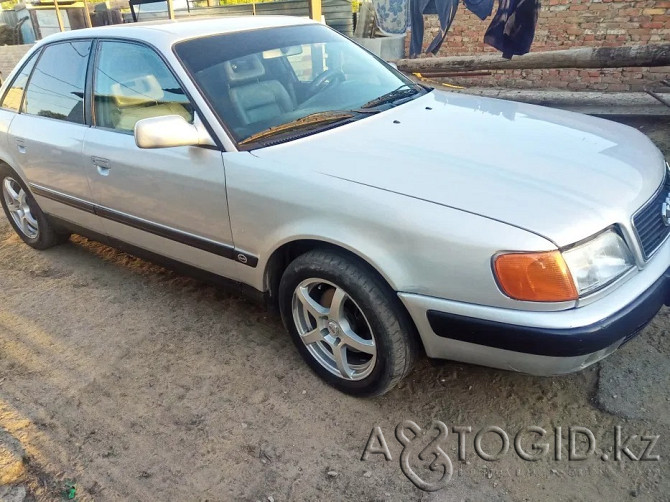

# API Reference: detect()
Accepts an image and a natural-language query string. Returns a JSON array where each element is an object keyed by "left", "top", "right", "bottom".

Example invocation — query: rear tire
[
  {"left": 0, "top": 165, "right": 70, "bottom": 249},
  {"left": 278, "top": 249, "right": 418, "bottom": 396}
]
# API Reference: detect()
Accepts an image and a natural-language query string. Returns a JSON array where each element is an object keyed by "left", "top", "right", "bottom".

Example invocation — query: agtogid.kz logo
[{"left": 361, "top": 421, "right": 661, "bottom": 492}]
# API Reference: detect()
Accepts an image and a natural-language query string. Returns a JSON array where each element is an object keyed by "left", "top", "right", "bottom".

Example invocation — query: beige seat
[{"left": 110, "top": 74, "right": 191, "bottom": 131}]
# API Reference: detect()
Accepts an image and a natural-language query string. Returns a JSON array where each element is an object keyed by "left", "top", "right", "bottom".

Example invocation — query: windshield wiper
[
  {"left": 359, "top": 84, "right": 421, "bottom": 110},
  {"left": 239, "top": 111, "right": 357, "bottom": 146}
]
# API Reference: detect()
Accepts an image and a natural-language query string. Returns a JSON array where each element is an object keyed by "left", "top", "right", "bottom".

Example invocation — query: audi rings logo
[{"left": 662, "top": 193, "right": 670, "bottom": 227}]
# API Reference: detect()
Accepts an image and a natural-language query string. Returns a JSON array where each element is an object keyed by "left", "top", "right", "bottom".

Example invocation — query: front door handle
[{"left": 91, "top": 156, "right": 111, "bottom": 176}]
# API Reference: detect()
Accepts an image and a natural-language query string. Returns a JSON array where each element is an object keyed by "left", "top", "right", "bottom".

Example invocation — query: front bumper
[{"left": 399, "top": 265, "right": 670, "bottom": 376}]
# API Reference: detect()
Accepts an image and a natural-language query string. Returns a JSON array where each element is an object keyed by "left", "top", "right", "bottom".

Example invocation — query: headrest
[
  {"left": 111, "top": 74, "right": 164, "bottom": 107},
  {"left": 223, "top": 54, "right": 265, "bottom": 84}
]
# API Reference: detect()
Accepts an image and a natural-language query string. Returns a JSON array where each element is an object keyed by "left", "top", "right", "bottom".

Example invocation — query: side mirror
[{"left": 134, "top": 114, "right": 215, "bottom": 149}]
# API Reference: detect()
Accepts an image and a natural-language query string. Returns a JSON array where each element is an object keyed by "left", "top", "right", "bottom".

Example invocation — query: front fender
[{"left": 224, "top": 153, "right": 567, "bottom": 311}]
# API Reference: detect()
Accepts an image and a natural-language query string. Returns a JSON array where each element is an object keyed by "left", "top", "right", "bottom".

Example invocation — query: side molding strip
[
  {"left": 29, "top": 183, "right": 258, "bottom": 267},
  {"left": 30, "top": 184, "right": 96, "bottom": 214}
]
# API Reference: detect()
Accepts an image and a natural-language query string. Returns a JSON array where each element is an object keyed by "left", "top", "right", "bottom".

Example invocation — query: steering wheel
[{"left": 306, "top": 69, "right": 345, "bottom": 95}]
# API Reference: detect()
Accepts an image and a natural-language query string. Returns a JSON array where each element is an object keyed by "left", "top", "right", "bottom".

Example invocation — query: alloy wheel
[
  {"left": 2, "top": 176, "right": 39, "bottom": 239},
  {"left": 291, "top": 278, "right": 377, "bottom": 381}
]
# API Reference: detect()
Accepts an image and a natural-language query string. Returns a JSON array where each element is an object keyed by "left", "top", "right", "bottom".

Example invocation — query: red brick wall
[{"left": 411, "top": 0, "right": 670, "bottom": 91}]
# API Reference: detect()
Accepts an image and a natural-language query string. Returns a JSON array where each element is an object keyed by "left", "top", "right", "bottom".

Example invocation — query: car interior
[
  {"left": 218, "top": 54, "right": 297, "bottom": 128},
  {"left": 196, "top": 52, "right": 309, "bottom": 137},
  {"left": 192, "top": 44, "right": 372, "bottom": 141},
  {"left": 94, "top": 46, "right": 194, "bottom": 132}
]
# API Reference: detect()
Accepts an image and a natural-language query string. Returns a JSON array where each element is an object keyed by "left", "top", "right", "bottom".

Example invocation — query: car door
[
  {"left": 82, "top": 39, "right": 237, "bottom": 276},
  {"left": 6, "top": 40, "right": 102, "bottom": 230},
  {"left": 0, "top": 49, "right": 40, "bottom": 160}
]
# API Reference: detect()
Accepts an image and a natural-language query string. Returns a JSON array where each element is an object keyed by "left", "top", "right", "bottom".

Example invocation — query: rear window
[
  {"left": 0, "top": 50, "right": 40, "bottom": 112},
  {"left": 23, "top": 41, "right": 91, "bottom": 124}
]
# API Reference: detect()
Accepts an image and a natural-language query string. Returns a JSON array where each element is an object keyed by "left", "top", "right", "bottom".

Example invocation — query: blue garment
[
  {"left": 484, "top": 0, "right": 540, "bottom": 59},
  {"left": 372, "top": 0, "right": 410, "bottom": 35},
  {"left": 409, "top": 0, "right": 459, "bottom": 58},
  {"left": 464, "top": 0, "right": 493, "bottom": 20},
  {"left": 409, "top": 0, "right": 493, "bottom": 58}
]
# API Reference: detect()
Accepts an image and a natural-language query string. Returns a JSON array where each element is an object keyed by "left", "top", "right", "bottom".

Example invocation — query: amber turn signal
[{"left": 494, "top": 251, "right": 578, "bottom": 302}]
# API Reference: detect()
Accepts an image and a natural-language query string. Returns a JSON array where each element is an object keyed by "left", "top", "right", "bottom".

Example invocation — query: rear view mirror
[
  {"left": 262, "top": 45, "right": 303, "bottom": 59},
  {"left": 134, "top": 115, "right": 215, "bottom": 149}
]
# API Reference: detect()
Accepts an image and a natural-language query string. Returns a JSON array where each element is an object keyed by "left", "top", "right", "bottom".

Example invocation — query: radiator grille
[{"left": 633, "top": 177, "right": 670, "bottom": 260}]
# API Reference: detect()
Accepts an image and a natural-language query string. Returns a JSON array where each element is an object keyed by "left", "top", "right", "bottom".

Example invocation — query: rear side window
[
  {"left": 0, "top": 50, "right": 40, "bottom": 112},
  {"left": 23, "top": 41, "right": 91, "bottom": 124}
]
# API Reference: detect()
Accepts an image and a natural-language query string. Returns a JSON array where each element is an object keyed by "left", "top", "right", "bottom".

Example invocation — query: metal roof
[{"left": 38, "top": 15, "right": 317, "bottom": 44}]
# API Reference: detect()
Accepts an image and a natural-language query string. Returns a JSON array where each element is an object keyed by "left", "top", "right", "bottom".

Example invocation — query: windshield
[{"left": 174, "top": 24, "right": 423, "bottom": 146}]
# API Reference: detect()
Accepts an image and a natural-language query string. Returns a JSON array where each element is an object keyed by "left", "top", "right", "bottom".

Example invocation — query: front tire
[
  {"left": 278, "top": 249, "right": 418, "bottom": 396},
  {"left": 0, "top": 165, "right": 70, "bottom": 249}
]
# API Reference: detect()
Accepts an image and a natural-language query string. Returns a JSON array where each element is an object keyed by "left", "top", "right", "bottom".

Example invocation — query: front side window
[
  {"left": 175, "top": 24, "right": 424, "bottom": 147},
  {"left": 93, "top": 41, "right": 193, "bottom": 133},
  {"left": 24, "top": 41, "right": 91, "bottom": 124},
  {"left": 0, "top": 50, "right": 40, "bottom": 112}
]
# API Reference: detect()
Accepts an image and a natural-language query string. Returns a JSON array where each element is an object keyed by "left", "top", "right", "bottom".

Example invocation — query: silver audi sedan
[{"left": 0, "top": 17, "right": 668, "bottom": 396}]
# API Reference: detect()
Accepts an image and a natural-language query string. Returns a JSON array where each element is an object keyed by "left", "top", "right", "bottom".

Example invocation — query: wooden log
[
  {"left": 53, "top": 0, "right": 65, "bottom": 32},
  {"left": 308, "top": 0, "right": 322, "bottom": 21},
  {"left": 451, "top": 88, "right": 670, "bottom": 117},
  {"left": 416, "top": 71, "right": 492, "bottom": 77},
  {"left": 396, "top": 44, "right": 670, "bottom": 72}
]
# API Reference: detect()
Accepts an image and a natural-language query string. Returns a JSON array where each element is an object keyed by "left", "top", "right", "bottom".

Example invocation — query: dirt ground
[{"left": 0, "top": 118, "right": 669, "bottom": 502}]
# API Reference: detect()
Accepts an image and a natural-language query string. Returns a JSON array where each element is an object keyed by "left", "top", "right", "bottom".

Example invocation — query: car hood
[{"left": 252, "top": 90, "right": 667, "bottom": 247}]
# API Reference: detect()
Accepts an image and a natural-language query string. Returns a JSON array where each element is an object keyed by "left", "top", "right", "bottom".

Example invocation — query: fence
[{"left": 133, "top": 0, "right": 354, "bottom": 36}]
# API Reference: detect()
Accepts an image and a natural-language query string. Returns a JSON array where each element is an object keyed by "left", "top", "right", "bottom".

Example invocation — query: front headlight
[
  {"left": 493, "top": 230, "right": 634, "bottom": 302},
  {"left": 562, "top": 230, "right": 634, "bottom": 296}
]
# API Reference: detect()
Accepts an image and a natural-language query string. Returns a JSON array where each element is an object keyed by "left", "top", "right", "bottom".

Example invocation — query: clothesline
[{"left": 370, "top": 0, "right": 541, "bottom": 60}]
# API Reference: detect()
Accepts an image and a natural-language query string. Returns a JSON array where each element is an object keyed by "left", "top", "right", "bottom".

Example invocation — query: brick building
[{"left": 412, "top": 0, "right": 670, "bottom": 91}]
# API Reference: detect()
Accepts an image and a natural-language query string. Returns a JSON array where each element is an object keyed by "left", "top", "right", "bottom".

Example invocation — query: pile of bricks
[{"left": 409, "top": 0, "right": 670, "bottom": 91}]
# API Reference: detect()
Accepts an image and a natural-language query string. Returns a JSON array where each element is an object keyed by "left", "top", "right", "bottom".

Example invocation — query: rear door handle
[
  {"left": 15, "top": 137, "right": 26, "bottom": 154},
  {"left": 91, "top": 156, "right": 111, "bottom": 176}
]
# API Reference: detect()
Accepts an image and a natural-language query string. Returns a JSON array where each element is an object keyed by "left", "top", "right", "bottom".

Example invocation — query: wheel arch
[
  {"left": 0, "top": 156, "right": 28, "bottom": 186},
  {"left": 263, "top": 239, "right": 392, "bottom": 301},
  {"left": 262, "top": 238, "right": 425, "bottom": 353}
]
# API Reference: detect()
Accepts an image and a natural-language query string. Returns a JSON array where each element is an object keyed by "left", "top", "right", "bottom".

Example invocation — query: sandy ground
[{"left": 0, "top": 118, "right": 669, "bottom": 502}]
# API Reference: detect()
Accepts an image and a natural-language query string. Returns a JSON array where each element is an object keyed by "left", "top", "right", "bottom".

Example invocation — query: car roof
[{"left": 39, "top": 15, "right": 317, "bottom": 45}]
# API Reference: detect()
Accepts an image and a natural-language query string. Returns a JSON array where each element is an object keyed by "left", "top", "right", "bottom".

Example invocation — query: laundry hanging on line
[
  {"left": 408, "top": 0, "right": 495, "bottom": 58},
  {"left": 464, "top": 0, "right": 495, "bottom": 20},
  {"left": 372, "top": 0, "right": 539, "bottom": 60},
  {"left": 371, "top": 0, "right": 411, "bottom": 35},
  {"left": 484, "top": 0, "right": 541, "bottom": 59},
  {"left": 409, "top": 0, "right": 459, "bottom": 58},
  {"left": 372, "top": 0, "right": 492, "bottom": 39}
]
